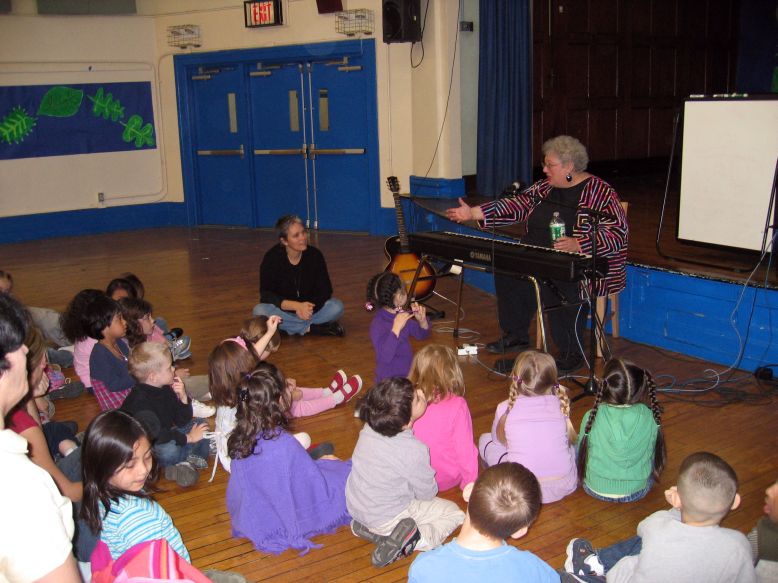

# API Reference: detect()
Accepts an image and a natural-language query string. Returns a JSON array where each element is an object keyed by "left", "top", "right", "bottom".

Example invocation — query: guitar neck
[{"left": 393, "top": 192, "right": 410, "bottom": 252}]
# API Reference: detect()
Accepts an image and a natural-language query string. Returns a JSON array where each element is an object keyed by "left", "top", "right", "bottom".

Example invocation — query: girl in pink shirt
[{"left": 410, "top": 344, "right": 478, "bottom": 491}]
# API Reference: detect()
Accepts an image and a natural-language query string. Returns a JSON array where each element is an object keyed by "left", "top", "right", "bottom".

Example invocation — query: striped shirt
[
  {"left": 480, "top": 176, "right": 628, "bottom": 296},
  {"left": 101, "top": 495, "right": 190, "bottom": 562}
]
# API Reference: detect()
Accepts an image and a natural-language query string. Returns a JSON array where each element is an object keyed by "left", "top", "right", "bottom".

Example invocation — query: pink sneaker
[
  {"left": 336, "top": 375, "right": 363, "bottom": 404},
  {"left": 328, "top": 369, "right": 347, "bottom": 392}
]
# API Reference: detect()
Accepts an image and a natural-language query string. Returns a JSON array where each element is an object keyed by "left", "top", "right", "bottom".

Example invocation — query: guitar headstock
[{"left": 386, "top": 176, "right": 401, "bottom": 195}]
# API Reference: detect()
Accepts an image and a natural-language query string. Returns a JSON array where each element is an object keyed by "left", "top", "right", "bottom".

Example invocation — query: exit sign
[{"left": 244, "top": 1, "right": 283, "bottom": 28}]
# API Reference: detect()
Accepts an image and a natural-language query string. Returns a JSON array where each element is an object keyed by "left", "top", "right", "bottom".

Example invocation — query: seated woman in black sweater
[{"left": 252, "top": 215, "right": 345, "bottom": 336}]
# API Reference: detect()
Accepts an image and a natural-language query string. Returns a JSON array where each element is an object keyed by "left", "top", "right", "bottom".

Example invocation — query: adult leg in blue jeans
[{"left": 252, "top": 298, "right": 344, "bottom": 336}]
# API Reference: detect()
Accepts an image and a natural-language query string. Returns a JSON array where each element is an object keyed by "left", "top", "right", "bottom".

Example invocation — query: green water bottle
[{"left": 550, "top": 211, "right": 566, "bottom": 242}]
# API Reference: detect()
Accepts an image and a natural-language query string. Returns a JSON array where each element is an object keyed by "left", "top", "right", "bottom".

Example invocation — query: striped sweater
[
  {"left": 479, "top": 176, "right": 628, "bottom": 296},
  {"left": 100, "top": 495, "right": 189, "bottom": 562}
]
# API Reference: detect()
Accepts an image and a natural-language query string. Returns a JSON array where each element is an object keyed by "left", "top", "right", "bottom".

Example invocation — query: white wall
[{"left": 0, "top": 0, "right": 464, "bottom": 217}]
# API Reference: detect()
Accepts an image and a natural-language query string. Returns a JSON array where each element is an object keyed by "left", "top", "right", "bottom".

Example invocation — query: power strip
[{"left": 457, "top": 344, "right": 478, "bottom": 356}]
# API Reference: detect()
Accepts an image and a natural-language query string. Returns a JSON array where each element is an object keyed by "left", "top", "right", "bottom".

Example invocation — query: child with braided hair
[
  {"left": 576, "top": 357, "right": 666, "bottom": 503},
  {"left": 477, "top": 350, "right": 578, "bottom": 503},
  {"left": 365, "top": 272, "right": 430, "bottom": 384}
]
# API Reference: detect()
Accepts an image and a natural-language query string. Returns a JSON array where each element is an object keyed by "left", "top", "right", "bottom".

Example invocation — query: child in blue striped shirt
[{"left": 80, "top": 410, "right": 189, "bottom": 560}]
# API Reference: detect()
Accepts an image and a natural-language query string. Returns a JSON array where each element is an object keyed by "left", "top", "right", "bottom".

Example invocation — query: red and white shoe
[
  {"left": 336, "top": 375, "right": 363, "bottom": 404},
  {"left": 328, "top": 369, "right": 347, "bottom": 392}
]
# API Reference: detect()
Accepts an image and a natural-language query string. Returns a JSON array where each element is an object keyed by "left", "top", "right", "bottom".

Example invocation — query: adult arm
[
  {"left": 34, "top": 556, "right": 81, "bottom": 583},
  {"left": 20, "top": 424, "right": 83, "bottom": 502},
  {"left": 478, "top": 182, "right": 546, "bottom": 228},
  {"left": 575, "top": 178, "right": 628, "bottom": 258},
  {"left": 303, "top": 247, "right": 334, "bottom": 311}
]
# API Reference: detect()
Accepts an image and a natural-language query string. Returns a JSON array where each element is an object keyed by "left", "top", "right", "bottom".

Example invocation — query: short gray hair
[
  {"left": 275, "top": 215, "right": 304, "bottom": 240},
  {"left": 542, "top": 135, "right": 589, "bottom": 172}
]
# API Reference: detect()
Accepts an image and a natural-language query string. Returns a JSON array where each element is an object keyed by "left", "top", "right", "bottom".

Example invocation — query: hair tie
[
  {"left": 238, "top": 388, "right": 249, "bottom": 402},
  {"left": 364, "top": 301, "right": 374, "bottom": 312},
  {"left": 245, "top": 373, "right": 253, "bottom": 380},
  {"left": 511, "top": 376, "right": 523, "bottom": 385},
  {"left": 222, "top": 336, "right": 247, "bottom": 351}
]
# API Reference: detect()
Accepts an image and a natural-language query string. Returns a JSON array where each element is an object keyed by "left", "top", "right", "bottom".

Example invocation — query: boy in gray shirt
[
  {"left": 346, "top": 377, "right": 464, "bottom": 567},
  {"left": 562, "top": 451, "right": 757, "bottom": 583}
]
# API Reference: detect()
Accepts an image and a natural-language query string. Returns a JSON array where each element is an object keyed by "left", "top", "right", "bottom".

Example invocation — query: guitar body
[
  {"left": 384, "top": 237, "right": 436, "bottom": 301},
  {"left": 383, "top": 176, "right": 437, "bottom": 302}
]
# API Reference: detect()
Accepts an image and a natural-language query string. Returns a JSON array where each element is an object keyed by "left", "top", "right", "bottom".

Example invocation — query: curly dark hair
[
  {"left": 119, "top": 297, "right": 154, "bottom": 348},
  {"left": 119, "top": 273, "right": 145, "bottom": 299},
  {"left": 60, "top": 289, "right": 105, "bottom": 343},
  {"left": 106, "top": 277, "right": 138, "bottom": 301},
  {"left": 227, "top": 362, "right": 292, "bottom": 461},
  {"left": 365, "top": 271, "right": 403, "bottom": 311},
  {"left": 358, "top": 376, "right": 414, "bottom": 437},
  {"left": 84, "top": 295, "right": 122, "bottom": 341}
]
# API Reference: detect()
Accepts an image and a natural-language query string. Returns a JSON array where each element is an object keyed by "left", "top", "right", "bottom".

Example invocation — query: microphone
[{"left": 498, "top": 181, "right": 523, "bottom": 199}]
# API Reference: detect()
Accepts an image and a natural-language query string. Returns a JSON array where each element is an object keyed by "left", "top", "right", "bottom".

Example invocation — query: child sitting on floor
[
  {"left": 85, "top": 295, "right": 134, "bottom": 410},
  {"left": 577, "top": 357, "right": 666, "bottom": 502},
  {"left": 409, "top": 462, "right": 559, "bottom": 582},
  {"left": 562, "top": 451, "right": 756, "bottom": 583},
  {"left": 749, "top": 474, "right": 778, "bottom": 582},
  {"left": 226, "top": 362, "right": 352, "bottom": 555},
  {"left": 347, "top": 377, "right": 465, "bottom": 567},
  {"left": 61, "top": 288, "right": 105, "bottom": 391},
  {"left": 410, "top": 344, "right": 478, "bottom": 492},
  {"left": 478, "top": 349, "right": 577, "bottom": 503},
  {"left": 243, "top": 314, "right": 362, "bottom": 417},
  {"left": 121, "top": 342, "right": 210, "bottom": 487}
]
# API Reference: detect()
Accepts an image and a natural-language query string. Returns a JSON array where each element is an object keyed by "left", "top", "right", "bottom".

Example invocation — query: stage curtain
[{"left": 476, "top": 0, "right": 532, "bottom": 197}]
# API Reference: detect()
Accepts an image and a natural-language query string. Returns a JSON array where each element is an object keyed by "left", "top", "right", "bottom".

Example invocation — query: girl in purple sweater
[
  {"left": 478, "top": 350, "right": 578, "bottom": 503},
  {"left": 365, "top": 272, "right": 430, "bottom": 383}
]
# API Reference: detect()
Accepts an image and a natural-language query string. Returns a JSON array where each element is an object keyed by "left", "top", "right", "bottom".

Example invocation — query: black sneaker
[
  {"left": 486, "top": 335, "right": 529, "bottom": 354},
  {"left": 371, "top": 518, "right": 420, "bottom": 567},
  {"left": 309, "top": 321, "right": 345, "bottom": 337}
]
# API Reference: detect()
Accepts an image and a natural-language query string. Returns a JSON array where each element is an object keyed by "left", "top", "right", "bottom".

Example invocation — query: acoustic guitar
[{"left": 384, "top": 176, "right": 436, "bottom": 300}]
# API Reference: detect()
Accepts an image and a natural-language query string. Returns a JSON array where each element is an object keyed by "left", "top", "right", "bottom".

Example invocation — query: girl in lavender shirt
[{"left": 478, "top": 350, "right": 578, "bottom": 503}]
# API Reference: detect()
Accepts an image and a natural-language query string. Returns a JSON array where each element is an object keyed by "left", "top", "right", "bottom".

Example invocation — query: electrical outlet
[{"left": 97, "top": 192, "right": 105, "bottom": 203}]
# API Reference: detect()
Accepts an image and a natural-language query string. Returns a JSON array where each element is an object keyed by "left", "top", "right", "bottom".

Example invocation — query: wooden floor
[{"left": 2, "top": 225, "right": 777, "bottom": 582}]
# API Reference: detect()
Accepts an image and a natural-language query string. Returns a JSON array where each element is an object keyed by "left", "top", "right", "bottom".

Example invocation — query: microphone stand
[{"left": 535, "top": 195, "right": 615, "bottom": 400}]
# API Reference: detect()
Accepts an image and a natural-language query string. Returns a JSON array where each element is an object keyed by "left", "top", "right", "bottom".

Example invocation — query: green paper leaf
[{"left": 37, "top": 86, "right": 84, "bottom": 117}]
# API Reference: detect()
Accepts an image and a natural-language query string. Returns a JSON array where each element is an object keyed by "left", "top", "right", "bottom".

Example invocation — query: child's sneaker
[
  {"left": 307, "top": 442, "right": 335, "bottom": 460},
  {"left": 371, "top": 517, "right": 420, "bottom": 567},
  {"left": 191, "top": 399, "right": 216, "bottom": 418},
  {"left": 186, "top": 454, "right": 208, "bottom": 470},
  {"left": 164, "top": 461, "right": 199, "bottom": 487},
  {"left": 328, "top": 369, "right": 347, "bottom": 392},
  {"left": 565, "top": 538, "right": 605, "bottom": 576},
  {"left": 351, "top": 520, "right": 380, "bottom": 543},
  {"left": 335, "top": 375, "right": 362, "bottom": 405},
  {"left": 48, "top": 380, "right": 85, "bottom": 401},
  {"left": 168, "top": 336, "right": 192, "bottom": 361}
]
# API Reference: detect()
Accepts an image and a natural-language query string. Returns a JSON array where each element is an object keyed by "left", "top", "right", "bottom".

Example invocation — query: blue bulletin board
[{"left": 0, "top": 81, "right": 155, "bottom": 160}]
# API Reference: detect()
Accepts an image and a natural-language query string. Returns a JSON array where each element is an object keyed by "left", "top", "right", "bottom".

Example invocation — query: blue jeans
[
  {"left": 252, "top": 298, "right": 344, "bottom": 335},
  {"left": 153, "top": 419, "right": 210, "bottom": 467},
  {"left": 559, "top": 536, "right": 643, "bottom": 582},
  {"left": 584, "top": 479, "right": 653, "bottom": 503}
]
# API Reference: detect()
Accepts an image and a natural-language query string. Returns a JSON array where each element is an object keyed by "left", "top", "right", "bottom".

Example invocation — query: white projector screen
[{"left": 678, "top": 98, "right": 778, "bottom": 251}]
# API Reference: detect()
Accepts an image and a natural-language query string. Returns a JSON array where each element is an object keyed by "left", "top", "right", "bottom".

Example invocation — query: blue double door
[{"left": 180, "top": 42, "right": 376, "bottom": 231}]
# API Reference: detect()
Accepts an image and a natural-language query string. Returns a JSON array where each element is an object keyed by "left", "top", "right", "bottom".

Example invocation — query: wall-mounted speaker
[
  {"left": 316, "top": 0, "right": 343, "bottom": 14},
  {"left": 382, "top": 0, "right": 421, "bottom": 44}
]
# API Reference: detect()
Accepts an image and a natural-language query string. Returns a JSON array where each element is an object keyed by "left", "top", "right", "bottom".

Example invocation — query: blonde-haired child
[
  {"left": 410, "top": 344, "right": 478, "bottom": 491},
  {"left": 478, "top": 350, "right": 577, "bottom": 503}
]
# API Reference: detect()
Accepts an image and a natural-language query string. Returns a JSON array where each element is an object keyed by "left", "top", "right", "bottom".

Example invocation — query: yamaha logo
[{"left": 470, "top": 250, "right": 491, "bottom": 262}]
